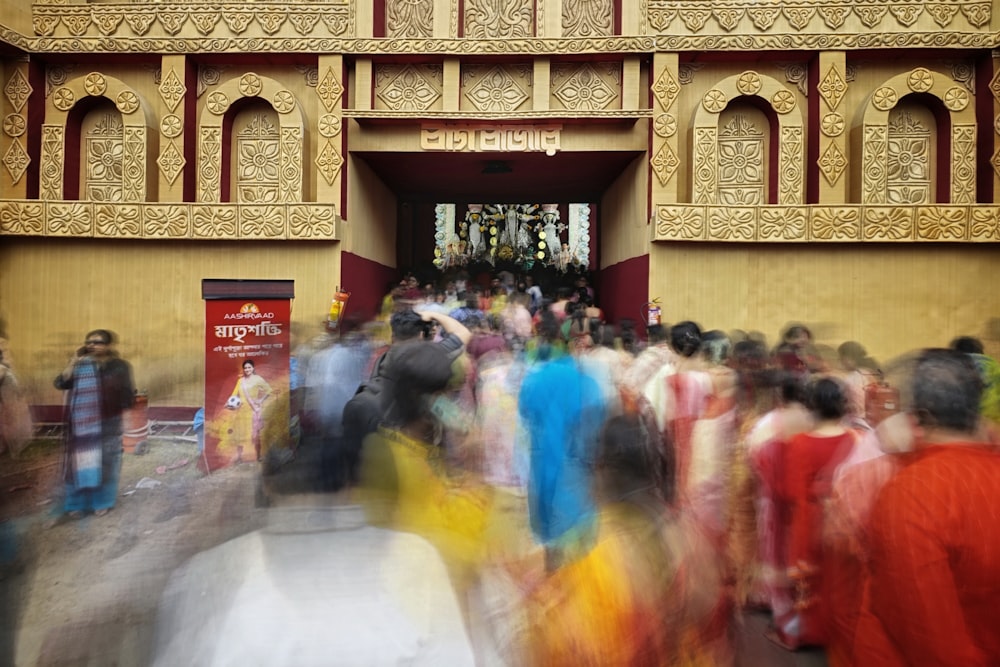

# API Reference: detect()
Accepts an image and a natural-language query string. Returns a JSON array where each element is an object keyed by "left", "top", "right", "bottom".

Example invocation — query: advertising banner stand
[{"left": 201, "top": 279, "right": 294, "bottom": 472}]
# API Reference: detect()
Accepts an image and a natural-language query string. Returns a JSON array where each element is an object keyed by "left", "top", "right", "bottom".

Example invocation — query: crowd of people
[{"left": 152, "top": 269, "right": 1000, "bottom": 666}]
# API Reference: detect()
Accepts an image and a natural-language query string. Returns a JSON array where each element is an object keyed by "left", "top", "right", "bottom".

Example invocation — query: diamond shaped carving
[
  {"left": 377, "top": 65, "right": 441, "bottom": 112},
  {"left": 651, "top": 143, "right": 680, "bottom": 186},
  {"left": 159, "top": 68, "right": 186, "bottom": 113},
  {"left": 3, "top": 139, "right": 29, "bottom": 184},
  {"left": 553, "top": 65, "right": 616, "bottom": 111},
  {"left": 818, "top": 142, "right": 848, "bottom": 186},
  {"left": 4, "top": 69, "right": 32, "bottom": 113},
  {"left": 317, "top": 67, "right": 344, "bottom": 113},
  {"left": 464, "top": 67, "right": 528, "bottom": 113},
  {"left": 819, "top": 66, "right": 847, "bottom": 111},
  {"left": 652, "top": 68, "right": 680, "bottom": 110},
  {"left": 316, "top": 140, "right": 343, "bottom": 186},
  {"left": 157, "top": 142, "right": 185, "bottom": 186}
]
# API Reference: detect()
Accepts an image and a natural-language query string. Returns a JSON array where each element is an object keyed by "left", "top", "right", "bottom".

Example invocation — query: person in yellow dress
[{"left": 219, "top": 359, "right": 273, "bottom": 463}]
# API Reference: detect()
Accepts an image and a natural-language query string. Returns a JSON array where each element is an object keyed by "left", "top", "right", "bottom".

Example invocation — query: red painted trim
[
  {"left": 613, "top": 0, "right": 622, "bottom": 35},
  {"left": 25, "top": 62, "right": 45, "bottom": 199},
  {"left": 975, "top": 52, "right": 993, "bottom": 204},
  {"left": 373, "top": 0, "right": 386, "bottom": 38},
  {"left": 341, "top": 251, "right": 398, "bottom": 321},
  {"left": 220, "top": 107, "right": 234, "bottom": 202},
  {"left": 596, "top": 254, "right": 649, "bottom": 336},
  {"left": 806, "top": 56, "right": 821, "bottom": 204},
  {"left": 184, "top": 58, "right": 198, "bottom": 202}
]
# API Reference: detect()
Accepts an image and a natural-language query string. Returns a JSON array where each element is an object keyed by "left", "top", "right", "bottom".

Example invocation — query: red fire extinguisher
[
  {"left": 865, "top": 372, "right": 900, "bottom": 427},
  {"left": 642, "top": 299, "right": 662, "bottom": 328}
]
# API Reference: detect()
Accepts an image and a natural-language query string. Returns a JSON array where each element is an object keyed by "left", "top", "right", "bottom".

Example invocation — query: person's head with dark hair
[
  {"left": 949, "top": 336, "right": 985, "bottom": 355},
  {"left": 911, "top": 348, "right": 982, "bottom": 434},
  {"left": 700, "top": 329, "right": 731, "bottom": 365},
  {"left": 597, "top": 413, "right": 673, "bottom": 505},
  {"left": 780, "top": 372, "right": 808, "bottom": 406},
  {"left": 732, "top": 339, "right": 768, "bottom": 371},
  {"left": 556, "top": 286, "right": 573, "bottom": 301},
  {"left": 536, "top": 309, "right": 561, "bottom": 345},
  {"left": 596, "top": 322, "right": 616, "bottom": 349},
  {"left": 782, "top": 324, "right": 813, "bottom": 349},
  {"left": 807, "top": 376, "right": 848, "bottom": 421},
  {"left": 382, "top": 343, "right": 455, "bottom": 428},
  {"left": 646, "top": 324, "right": 667, "bottom": 345},
  {"left": 390, "top": 309, "right": 427, "bottom": 342},
  {"left": 670, "top": 321, "right": 702, "bottom": 357}
]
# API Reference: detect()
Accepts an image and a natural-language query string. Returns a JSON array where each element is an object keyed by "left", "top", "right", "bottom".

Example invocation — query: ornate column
[
  {"left": 1, "top": 58, "right": 32, "bottom": 198},
  {"left": 157, "top": 55, "right": 187, "bottom": 202},
  {"left": 815, "top": 51, "right": 849, "bottom": 203},
  {"left": 989, "top": 50, "right": 1000, "bottom": 201},
  {"left": 316, "top": 55, "right": 345, "bottom": 206},
  {"left": 650, "top": 52, "right": 681, "bottom": 204}
]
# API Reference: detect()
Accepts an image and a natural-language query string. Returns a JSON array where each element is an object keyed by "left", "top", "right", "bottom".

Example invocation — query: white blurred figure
[{"left": 151, "top": 438, "right": 474, "bottom": 666}]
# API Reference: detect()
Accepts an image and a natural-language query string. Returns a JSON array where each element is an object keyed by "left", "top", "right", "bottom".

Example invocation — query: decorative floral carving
[
  {"left": 316, "top": 140, "right": 343, "bottom": 186},
  {"left": 653, "top": 113, "right": 676, "bottom": 138},
  {"left": 655, "top": 206, "right": 704, "bottom": 240},
  {"left": 862, "top": 125, "right": 888, "bottom": 204},
  {"left": 970, "top": 208, "right": 1000, "bottom": 241},
  {"left": 4, "top": 69, "right": 32, "bottom": 114},
  {"left": 563, "top": 0, "right": 613, "bottom": 38},
  {"left": 863, "top": 207, "right": 913, "bottom": 241},
  {"left": 925, "top": 3, "right": 959, "bottom": 27},
  {"left": 279, "top": 126, "right": 302, "bottom": 202},
  {"left": 709, "top": 208, "right": 755, "bottom": 240},
  {"left": 240, "top": 205, "right": 285, "bottom": 238},
  {"left": 692, "top": 127, "right": 717, "bottom": 204},
  {"left": 702, "top": 89, "right": 727, "bottom": 113},
  {"left": 289, "top": 206, "right": 337, "bottom": 239},
  {"left": 116, "top": 91, "right": 140, "bottom": 114},
  {"left": 759, "top": 207, "right": 806, "bottom": 240},
  {"left": 888, "top": 4, "right": 922, "bottom": 27},
  {"left": 464, "top": 66, "right": 529, "bottom": 112},
  {"left": 736, "top": 71, "right": 762, "bottom": 96},
  {"left": 378, "top": 65, "right": 442, "bottom": 111},
  {"left": 386, "top": 0, "right": 434, "bottom": 38},
  {"left": 191, "top": 12, "right": 221, "bottom": 36},
  {"left": 779, "top": 125, "right": 803, "bottom": 204},
  {"left": 552, "top": 64, "right": 618, "bottom": 111},
  {"left": 3, "top": 114, "right": 26, "bottom": 137},
  {"left": 872, "top": 86, "right": 898, "bottom": 111},
  {"left": 123, "top": 12, "right": 155, "bottom": 36},
  {"left": 240, "top": 73, "right": 263, "bottom": 98},
  {"left": 651, "top": 142, "right": 679, "bottom": 186},
  {"left": 317, "top": 67, "right": 344, "bottom": 113},
  {"left": 818, "top": 5, "right": 849, "bottom": 29},
  {"left": 783, "top": 6, "right": 816, "bottom": 30},
  {"left": 951, "top": 124, "right": 976, "bottom": 205},
  {"left": 159, "top": 68, "right": 186, "bottom": 113},
  {"left": 916, "top": 207, "right": 966, "bottom": 240},
  {"left": 255, "top": 11, "right": 287, "bottom": 35},
  {"left": 84, "top": 72, "right": 107, "bottom": 97},
  {"left": 192, "top": 206, "right": 237, "bottom": 238},
  {"left": 812, "top": 207, "right": 860, "bottom": 240},
  {"left": 92, "top": 11, "right": 124, "bottom": 36},
  {"left": 854, "top": 5, "right": 888, "bottom": 28},
  {"left": 47, "top": 202, "right": 93, "bottom": 236},
  {"left": 0, "top": 201, "right": 44, "bottom": 235},
  {"left": 770, "top": 89, "right": 796, "bottom": 114},
  {"left": 747, "top": 7, "right": 779, "bottom": 30},
  {"left": 33, "top": 15, "right": 59, "bottom": 37},
  {"left": 652, "top": 68, "right": 680, "bottom": 110},
  {"left": 2, "top": 140, "right": 29, "bottom": 185},
  {"left": 198, "top": 127, "right": 221, "bottom": 202},
  {"left": 943, "top": 86, "right": 969, "bottom": 111},
  {"left": 157, "top": 141, "right": 185, "bottom": 186},
  {"left": 961, "top": 3, "right": 991, "bottom": 28},
  {"left": 272, "top": 90, "right": 296, "bottom": 114},
  {"left": 40, "top": 124, "right": 64, "bottom": 200},
  {"left": 321, "top": 13, "right": 350, "bottom": 35},
  {"left": 221, "top": 12, "right": 253, "bottom": 34},
  {"left": 96, "top": 204, "right": 142, "bottom": 237},
  {"left": 289, "top": 13, "right": 321, "bottom": 36},
  {"left": 906, "top": 67, "right": 934, "bottom": 93},
  {"left": 52, "top": 87, "right": 75, "bottom": 111},
  {"left": 318, "top": 114, "right": 341, "bottom": 138},
  {"left": 158, "top": 12, "right": 187, "bottom": 36},
  {"left": 62, "top": 14, "right": 91, "bottom": 37},
  {"left": 465, "top": 0, "right": 533, "bottom": 39},
  {"left": 818, "top": 66, "right": 847, "bottom": 111},
  {"left": 679, "top": 9, "right": 711, "bottom": 31},
  {"left": 712, "top": 7, "right": 745, "bottom": 31},
  {"left": 820, "top": 113, "right": 845, "bottom": 137},
  {"left": 143, "top": 205, "right": 189, "bottom": 238},
  {"left": 206, "top": 91, "right": 230, "bottom": 115}
]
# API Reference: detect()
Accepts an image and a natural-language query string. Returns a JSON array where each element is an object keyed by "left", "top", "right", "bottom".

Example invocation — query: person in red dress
[{"left": 852, "top": 348, "right": 1000, "bottom": 666}]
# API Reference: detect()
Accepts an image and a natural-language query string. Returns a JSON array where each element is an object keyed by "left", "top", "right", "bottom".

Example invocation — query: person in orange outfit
[{"left": 853, "top": 349, "right": 1000, "bottom": 666}]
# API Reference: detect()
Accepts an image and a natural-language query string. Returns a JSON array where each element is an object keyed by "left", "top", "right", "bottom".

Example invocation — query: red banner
[{"left": 203, "top": 298, "right": 291, "bottom": 471}]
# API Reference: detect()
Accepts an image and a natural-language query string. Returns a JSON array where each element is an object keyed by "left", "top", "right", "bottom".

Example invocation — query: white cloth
[{"left": 152, "top": 505, "right": 474, "bottom": 667}]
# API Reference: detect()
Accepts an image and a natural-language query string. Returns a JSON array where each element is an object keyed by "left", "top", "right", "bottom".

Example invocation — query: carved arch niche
[
  {"left": 197, "top": 72, "right": 304, "bottom": 203},
  {"left": 41, "top": 71, "right": 153, "bottom": 202},
  {"left": 860, "top": 67, "right": 975, "bottom": 204},
  {"left": 692, "top": 71, "right": 804, "bottom": 205}
]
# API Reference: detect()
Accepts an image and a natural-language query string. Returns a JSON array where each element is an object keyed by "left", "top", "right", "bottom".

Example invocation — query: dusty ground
[{"left": 1, "top": 436, "right": 266, "bottom": 666}]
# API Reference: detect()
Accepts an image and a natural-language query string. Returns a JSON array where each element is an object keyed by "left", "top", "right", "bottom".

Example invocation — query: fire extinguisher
[{"left": 642, "top": 299, "right": 662, "bottom": 328}]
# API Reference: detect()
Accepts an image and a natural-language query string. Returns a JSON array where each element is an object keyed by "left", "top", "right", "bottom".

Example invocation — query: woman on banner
[
  {"left": 220, "top": 359, "right": 273, "bottom": 463},
  {"left": 53, "top": 329, "right": 135, "bottom": 519}
]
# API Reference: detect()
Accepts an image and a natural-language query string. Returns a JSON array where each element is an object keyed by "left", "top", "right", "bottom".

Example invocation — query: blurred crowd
[{"left": 147, "top": 272, "right": 1000, "bottom": 666}]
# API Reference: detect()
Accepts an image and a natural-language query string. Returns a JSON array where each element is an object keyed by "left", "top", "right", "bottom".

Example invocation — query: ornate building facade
[{"left": 0, "top": 0, "right": 998, "bottom": 407}]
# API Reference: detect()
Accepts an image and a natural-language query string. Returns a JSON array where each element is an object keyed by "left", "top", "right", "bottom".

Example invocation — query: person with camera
[{"left": 52, "top": 329, "right": 135, "bottom": 521}]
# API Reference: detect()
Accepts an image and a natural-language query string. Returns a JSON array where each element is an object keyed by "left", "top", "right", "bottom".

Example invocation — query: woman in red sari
[{"left": 769, "top": 376, "right": 856, "bottom": 650}]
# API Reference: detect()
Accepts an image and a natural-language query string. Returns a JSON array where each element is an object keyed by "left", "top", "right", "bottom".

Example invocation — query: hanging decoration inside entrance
[{"left": 434, "top": 203, "right": 591, "bottom": 273}]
